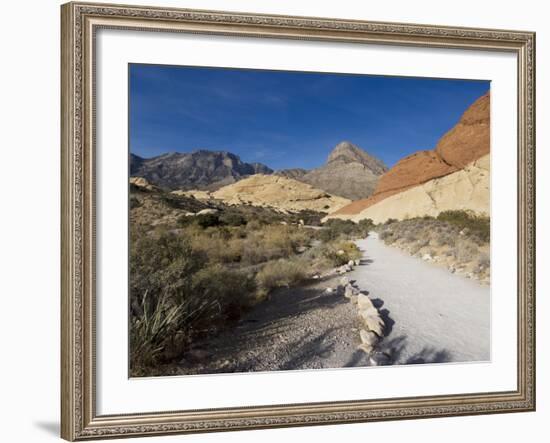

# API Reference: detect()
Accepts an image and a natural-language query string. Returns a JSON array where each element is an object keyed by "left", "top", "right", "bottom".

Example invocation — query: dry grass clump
[
  {"left": 378, "top": 212, "right": 490, "bottom": 283},
  {"left": 255, "top": 259, "right": 309, "bottom": 296},
  {"left": 321, "top": 240, "right": 362, "bottom": 267}
]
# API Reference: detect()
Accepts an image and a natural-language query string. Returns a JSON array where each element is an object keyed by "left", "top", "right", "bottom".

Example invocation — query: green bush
[
  {"left": 219, "top": 212, "right": 247, "bottom": 226},
  {"left": 130, "top": 196, "right": 142, "bottom": 209},
  {"left": 320, "top": 218, "right": 374, "bottom": 242},
  {"left": 192, "top": 265, "right": 256, "bottom": 322},
  {"left": 177, "top": 214, "right": 195, "bottom": 227},
  {"left": 357, "top": 218, "right": 375, "bottom": 232},
  {"left": 130, "top": 232, "right": 206, "bottom": 300},
  {"left": 196, "top": 213, "right": 222, "bottom": 228}
]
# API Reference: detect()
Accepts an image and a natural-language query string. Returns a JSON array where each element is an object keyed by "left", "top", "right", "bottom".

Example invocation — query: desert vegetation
[
  {"left": 377, "top": 210, "right": 490, "bottom": 283},
  {"left": 129, "top": 187, "right": 367, "bottom": 376}
]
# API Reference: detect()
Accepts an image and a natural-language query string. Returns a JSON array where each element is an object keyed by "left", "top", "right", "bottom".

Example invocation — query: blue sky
[{"left": 129, "top": 64, "right": 489, "bottom": 169}]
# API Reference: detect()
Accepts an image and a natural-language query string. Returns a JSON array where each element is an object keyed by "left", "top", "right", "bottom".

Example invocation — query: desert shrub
[
  {"left": 288, "top": 210, "right": 325, "bottom": 226},
  {"left": 385, "top": 218, "right": 397, "bottom": 225},
  {"left": 433, "top": 230, "right": 456, "bottom": 247},
  {"left": 319, "top": 218, "right": 372, "bottom": 242},
  {"left": 246, "top": 219, "right": 263, "bottom": 230},
  {"left": 252, "top": 225, "right": 311, "bottom": 262},
  {"left": 190, "top": 233, "right": 243, "bottom": 264},
  {"left": 379, "top": 229, "right": 394, "bottom": 242},
  {"left": 130, "top": 196, "right": 142, "bottom": 209},
  {"left": 418, "top": 238, "right": 430, "bottom": 248},
  {"left": 159, "top": 193, "right": 209, "bottom": 212},
  {"left": 405, "top": 232, "right": 417, "bottom": 243},
  {"left": 454, "top": 238, "right": 479, "bottom": 262},
  {"left": 219, "top": 212, "right": 247, "bottom": 226},
  {"left": 437, "top": 210, "right": 490, "bottom": 243},
  {"left": 255, "top": 259, "right": 308, "bottom": 294},
  {"left": 476, "top": 252, "right": 491, "bottom": 270},
  {"left": 130, "top": 232, "right": 206, "bottom": 300},
  {"left": 177, "top": 215, "right": 195, "bottom": 227},
  {"left": 196, "top": 213, "right": 222, "bottom": 228},
  {"left": 322, "top": 241, "right": 362, "bottom": 266},
  {"left": 191, "top": 265, "right": 256, "bottom": 322},
  {"left": 357, "top": 218, "right": 375, "bottom": 232},
  {"left": 409, "top": 242, "right": 422, "bottom": 255}
]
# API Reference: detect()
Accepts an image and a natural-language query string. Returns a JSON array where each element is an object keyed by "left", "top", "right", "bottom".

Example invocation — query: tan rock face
[
  {"left": 327, "top": 154, "right": 489, "bottom": 224},
  {"left": 328, "top": 92, "right": 490, "bottom": 220},
  {"left": 211, "top": 174, "right": 351, "bottom": 213},
  {"left": 171, "top": 189, "right": 212, "bottom": 200},
  {"left": 130, "top": 176, "right": 159, "bottom": 192}
]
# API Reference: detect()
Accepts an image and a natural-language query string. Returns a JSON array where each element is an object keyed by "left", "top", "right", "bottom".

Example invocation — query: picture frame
[{"left": 61, "top": 1, "right": 536, "bottom": 440}]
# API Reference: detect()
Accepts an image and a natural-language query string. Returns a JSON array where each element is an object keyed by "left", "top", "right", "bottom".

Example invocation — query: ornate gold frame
[{"left": 61, "top": 2, "right": 536, "bottom": 440}]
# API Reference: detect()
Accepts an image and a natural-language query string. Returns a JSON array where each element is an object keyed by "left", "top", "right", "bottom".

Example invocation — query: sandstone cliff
[
  {"left": 211, "top": 174, "right": 351, "bottom": 213},
  {"left": 329, "top": 155, "right": 489, "bottom": 223}
]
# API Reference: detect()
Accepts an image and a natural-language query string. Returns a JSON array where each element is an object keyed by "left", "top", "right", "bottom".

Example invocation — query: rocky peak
[{"left": 327, "top": 141, "right": 388, "bottom": 175}]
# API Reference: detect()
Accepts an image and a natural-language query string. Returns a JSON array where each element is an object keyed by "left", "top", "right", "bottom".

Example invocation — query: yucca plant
[
  {"left": 130, "top": 288, "right": 225, "bottom": 375},
  {"left": 130, "top": 290, "right": 184, "bottom": 372}
]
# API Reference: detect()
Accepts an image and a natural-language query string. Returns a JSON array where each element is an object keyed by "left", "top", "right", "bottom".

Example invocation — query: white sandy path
[{"left": 350, "top": 232, "right": 490, "bottom": 364}]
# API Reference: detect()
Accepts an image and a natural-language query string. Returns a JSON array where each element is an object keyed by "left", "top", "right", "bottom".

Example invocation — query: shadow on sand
[{"left": 378, "top": 335, "right": 452, "bottom": 365}]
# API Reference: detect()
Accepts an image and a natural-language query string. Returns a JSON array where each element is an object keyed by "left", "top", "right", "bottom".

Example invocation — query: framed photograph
[{"left": 61, "top": 2, "right": 536, "bottom": 440}]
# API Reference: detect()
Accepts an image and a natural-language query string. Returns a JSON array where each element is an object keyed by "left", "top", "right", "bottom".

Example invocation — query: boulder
[
  {"left": 339, "top": 276, "right": 350, "bottom": 286},
  {"left": 357, "top": 294, "right": 375, "bottom": 311},
  {"left": 359, "top": 306, "right": 379, "bottom": 318},
  {"left": 360, "top": 329, "right": 379, "bottom": 346},
  {"left": 360, "top": 311, "right": 385, "bottom": 337},
  {"left": 344, "top": 285, "right": 353, "bottom": 299},
  {"left": 197, "top": 208, "right": 219, "bottom": 215}
]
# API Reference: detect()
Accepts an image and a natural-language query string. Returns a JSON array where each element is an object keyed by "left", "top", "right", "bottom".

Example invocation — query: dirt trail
[
  {"left": 176, "top": 276, "right": 370, "bottom": 375},
  {"left": 351, "top": 232, "right": 490, "bottom": 364},
  {"left": 175, "top": 233, "right": 490, "bottom": 375}
]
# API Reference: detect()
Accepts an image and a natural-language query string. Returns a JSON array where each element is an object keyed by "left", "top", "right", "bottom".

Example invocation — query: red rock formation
[
  {"left": 435, "top": 92, "right": 490, "bottom": 168},
  {"left": 331, "top": 92, "right": 490, "bottom": 216}
]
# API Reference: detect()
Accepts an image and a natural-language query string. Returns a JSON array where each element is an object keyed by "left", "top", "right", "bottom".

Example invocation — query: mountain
[
  {"left": 211, "top": 174, "right": 351, "bottom": 213},
  {"left": 130, "top": 150, "right": 273, "bottom": 191},
  {"left": 325, "top": 92, "right": 490, "bottom": 223},
  {"left": 274, "top": 168, "right": 308, "bottom": 180},
  {"left": 277, "top": 141, "right": 388, "bottom": 200}
]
